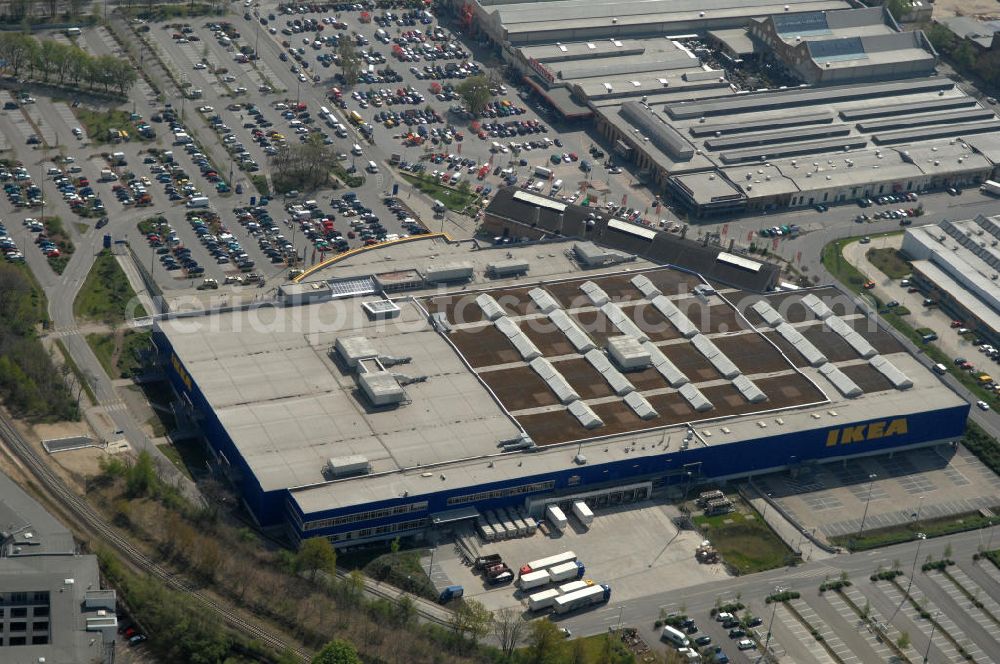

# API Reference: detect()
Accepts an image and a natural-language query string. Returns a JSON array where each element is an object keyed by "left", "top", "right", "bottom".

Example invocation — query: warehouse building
[
  {"left": 155, "top": 234, "right": 969, "bottom": 547},
  {"left": 748, "top": 8, "right": 937, "bottom": 84},
  {"left": 902, "top": 216, "right": 1000, "bottom": 347},
  {"left": 445, "top": 0, "right": 1000, "bottom": 217},
  {"left": 456, "top": 0, "right": 851, "bottom": 46}
]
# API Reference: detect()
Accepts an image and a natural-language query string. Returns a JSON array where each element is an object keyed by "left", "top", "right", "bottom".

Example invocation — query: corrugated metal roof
[
  {"left": 679, "top": 382, "right": 713, "bottom": 411},
  {"left": 651, "top": 295, "right": 699, "bottom": 338},
  {"left": 689, "top": 112, "right": 833, "bottom": 137},
  {"left": 510, "top": 331, "right": 542, "bottom": 361},
  {"left": 631, "top": 274, "right": 661, "bottom": 298},
  {"left": 568, "top": 400, "right": 604, "bottom": 429},
  {"left": 604, "top": 367, "right": 636, "bottom": 396},
  {"left": 620, "top": 101, "right": 695, "bottom": 162},
  {"left": 476, "top": 293, "right": 505, "bottom": 321},
  {"left": 839, "top": 97, "right": 977, "bottom": 121},
  {"left": 495, "top": 316, "right": 520, "bottom": 338},
  {"left": 802, "top": 293, "right": 834, "bottom": 319},
  {"left": 733, "top": 374, "right": 767, "bottom": 403},
  {"left": 551, "top": 309, "right": 596, "bottom": 352},
  {"left": 870, "top": 354, "right": 913, "bottom": 389},
  {"left": 775, "top": 321, "right": 827, "bottom": 366},
  {"left": 752, "top": 299, "right": 784, "bottom": 327},
  {"left": 580, "top": 280, "right": 610, "bottom": 306},
  {"left": 642, "top": 341, "right": 689, "bottom": 387},
  {"left": 819, "top": 363, "right": 863, "bottom": 397},
  {"left": 872, "top": 120, "right": 1000, "bottom": 145},
  {"left": 705, "top": 125, "right": 851, "bottom": 151},
  {"left": 584, "top": 348, "right": 613, "bottom": 373},
  {"left": 529, "top": 287, "right": 560, "bottom": 314},
  {"left": 842, "top": 330, "right": 877, "bottom": 359},
  {"left": 530, "top": 357, "right": 580, "bottom": 404},
  {"left": 601, "top": 302, "right": 650, "bottom": 342},
  {"left": 624, "top": 391, "right": 658, "bottom": 419},
  {"left": 665, "top": 78, "right": 952, "bottom": 120},
  {"left": 857, "top": 109, "right": 996, "bottom": 134}
]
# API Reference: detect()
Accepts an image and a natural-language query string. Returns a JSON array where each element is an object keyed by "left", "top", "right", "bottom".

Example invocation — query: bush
[
  {"left": 765, "top": 590, "right": 800, "bottom": 604},
  {"left": 921, "top": 559, "right": 955, "bottom": 572},
  {"left": 870, "top": 569, "right": 904, "bottom": 582}
]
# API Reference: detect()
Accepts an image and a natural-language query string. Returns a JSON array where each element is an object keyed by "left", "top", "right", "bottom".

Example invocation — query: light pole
[
  {"left": 923, "top": 611, "right": 940, "bottom": 663},
  {"left": 761, "top": 491, "right": 774, "bottom": 523},
  {"left": 759, "top": 585, "right": 782, "bottom": 663},
  {"left": 857, "top": 473, "right": 878, "bottom": 538},
  {"left": 891, "top": 532, "right": 926, "bottom": 621}
]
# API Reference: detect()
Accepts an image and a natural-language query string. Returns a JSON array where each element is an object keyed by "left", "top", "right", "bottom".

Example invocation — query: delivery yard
[{"left": 431, "top": 498, "right": 728, "bottom": 613}]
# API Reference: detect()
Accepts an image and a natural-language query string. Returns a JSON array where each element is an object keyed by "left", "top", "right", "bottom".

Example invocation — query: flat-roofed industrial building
[{"left": 154, "top": 235, "right": 969, "bottom": 547}]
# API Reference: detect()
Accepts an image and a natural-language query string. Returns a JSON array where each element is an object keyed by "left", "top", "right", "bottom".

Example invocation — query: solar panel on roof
[
  {"left": 328, "top": 276, "right": 376, "bottom": 298},
  {"left": 512, "top": 190, "right": 567, "bottom": 212},
  {"left": 807, "top": 37, "right": 866, "bottom": 63},
  {"left": 717, "top": 252, "right": 762, "bottom": 273},
  {"left": 772, "top": 11, "right": 831, "bottom": 36},
  {"left": 607, "top": 218, "right": 658, "bottom": 240}
]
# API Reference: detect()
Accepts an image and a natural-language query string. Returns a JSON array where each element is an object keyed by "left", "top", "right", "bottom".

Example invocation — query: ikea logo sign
[
  {"left": 825, "top": 418, "right": 908, "bottom": 447},
  {"left": 171, "top": 353, "right": 192, "bottom": 392}
]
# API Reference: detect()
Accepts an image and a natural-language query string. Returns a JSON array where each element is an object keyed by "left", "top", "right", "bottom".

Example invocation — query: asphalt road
[{"left": 558, "top": 525, "right": 1000, "bottom": 663}]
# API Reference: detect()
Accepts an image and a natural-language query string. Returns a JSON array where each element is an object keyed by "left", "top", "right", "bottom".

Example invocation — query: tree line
[
  {"left": 0, "top": 264, "right": 79, "bottom": 422},
  {"left": 0, "top": 0, "right": 90, "bottom": 24},
  {"left": 0, "top": 32, "right": 138, "bottom": 96},
  {"left": 925, "top": 23, "right": 1000, "bottom": 90}
]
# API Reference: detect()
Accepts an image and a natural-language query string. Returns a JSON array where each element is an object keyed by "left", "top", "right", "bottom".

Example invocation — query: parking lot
[{"left": 756, "top": 443, "right": 1000, "bottom": 544}]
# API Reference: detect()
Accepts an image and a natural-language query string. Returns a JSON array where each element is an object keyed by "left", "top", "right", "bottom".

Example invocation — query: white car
[
  {"left": 193, "top": 62, "right": 207, "bottom": 70},
  {"left": 977, "top": 401, "right": 991, "bottom": 411},
  {"left": 737, "top": 639, "right": 756, "bottom": 651}
]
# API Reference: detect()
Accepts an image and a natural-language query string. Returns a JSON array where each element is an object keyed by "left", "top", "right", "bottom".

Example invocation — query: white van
[
  {"left": 552, "top": 179, "right": 563, "bottom": 191},
  {"left": 490, "top": 141, "right": 501, "bottom": 153},
  {"left": 352, "top": 144, "right": 364, "bottom": 156},
  {"left": 186, "top": 196, "right": 210, "bottom": 209},
  {"left": 366, "top": 161, "right": 379, "bottom": 173},
  {"left": 661, "top": 626, "right": 690, "bottom": 648}
]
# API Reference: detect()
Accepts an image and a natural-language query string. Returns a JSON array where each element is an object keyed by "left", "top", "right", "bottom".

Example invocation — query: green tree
[
  {"left": 337, "top": 38, "right": 361, "bottom": 84},
  {"left": 924, "top": 23, "right": 957, "bottom": 54},
  {"left": 296, "top": 537, "right": 337, "bottom": 580},
  {"left": 312, "top": 639, "right": 361, "bottom": 664},
  {"left": 125, "top": 450, "right": 157, "bottom": 498},
  {"left": 526, "top": 619, "right": 564, "bottom": 664},
  {"left": 450, "top": 598, "right": 492, "bottom": 647},
  {"left": 897, "top": 630, "right": 910, "bottom": 650},
  {"left": 952, "top": 41, "right": 977, "bottom": 70},
  {"left": 885, "top": 0, "right": 908, "bottom": 20},
  {"left": 456, "top": 74, "right": 491, "bottom": 115}
]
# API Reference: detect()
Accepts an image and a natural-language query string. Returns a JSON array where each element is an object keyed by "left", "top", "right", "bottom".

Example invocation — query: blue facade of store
[{"left": 157, "top": 327, "right": 971, "bottom": 543}]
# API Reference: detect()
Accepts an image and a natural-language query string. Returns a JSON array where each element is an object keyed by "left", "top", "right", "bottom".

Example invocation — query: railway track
[{"left": 0, "top": 413, "right": 311, "bottom": 662}]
